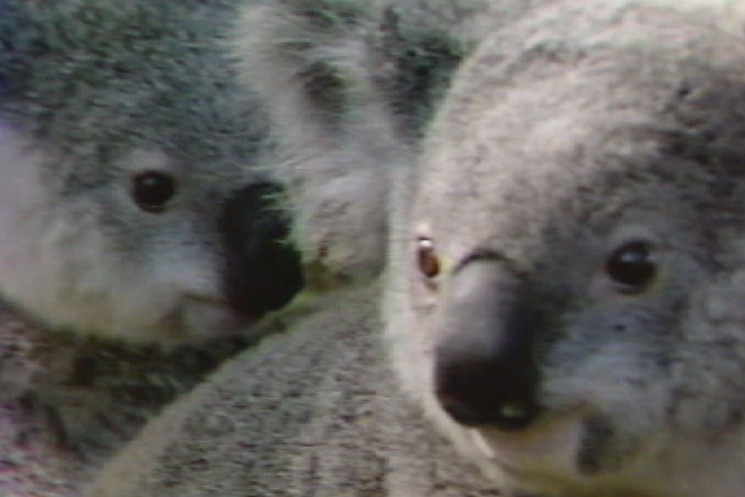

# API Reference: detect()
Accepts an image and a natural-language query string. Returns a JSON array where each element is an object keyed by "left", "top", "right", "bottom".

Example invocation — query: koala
[
  {"left": 387, "top": 1, "right": 745, "bottom": 496},
  {"left": 0, "top": 0, "right": 307, "bottom": 495},
  {"left": 86, "top": 1, "right": 745, "bottom": 497},
  {"left": 0, "top": 0, "right": 304, "bottom": 343}
]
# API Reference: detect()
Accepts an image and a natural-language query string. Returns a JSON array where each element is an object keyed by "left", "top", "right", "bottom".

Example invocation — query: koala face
[
  {"left": 0, "top": 0, "right": 304, "bottom": 342},
  {"left": 0, "top": 123, "right": 303, "bottom": 343},
  {"left": 388, "top": 3, "right": 745, "bottom": 496}
]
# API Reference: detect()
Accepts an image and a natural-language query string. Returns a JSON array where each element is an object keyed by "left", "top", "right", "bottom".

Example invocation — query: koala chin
[{"left": 0, "top": 0, "right": 304, "bottom": 343}]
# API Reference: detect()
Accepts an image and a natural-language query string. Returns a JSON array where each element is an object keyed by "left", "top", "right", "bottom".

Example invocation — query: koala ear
[
  {"left": 233, "top": 0, "right": 377, "bottom": 146},
  {"left": 371, "top": 6, "right": 465, "bottom": 142},
  {"left": 233, "top": 0, "right": 464, "bottom": 147},
  {"left": 232, "top": 1, "right": 465, "bottom": 286}
]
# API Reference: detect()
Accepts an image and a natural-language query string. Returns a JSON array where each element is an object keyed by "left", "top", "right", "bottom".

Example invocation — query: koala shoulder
[
  {"left": 84, "top": 282, "right": 506, "bottom": 497},
  {"left": 85, "top": 284, "right": 382, "bottom": 497}
]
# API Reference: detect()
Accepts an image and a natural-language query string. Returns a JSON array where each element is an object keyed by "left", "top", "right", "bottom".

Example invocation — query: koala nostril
[
  {"left": 434, "top": 353, "right": 541, "bottom": 431},
  {"left": 219, "top": 181, "right": 305, "bottom": 317},
  {"left": 439, "top": 396, "right": 537, "bottom": 431}
]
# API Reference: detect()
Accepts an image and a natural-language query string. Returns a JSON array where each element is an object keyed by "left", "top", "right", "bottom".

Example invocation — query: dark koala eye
[
  {"left": 605, "top": 241, "right": 656, "bottom": 292},
  {"left": 131, "top": 171, "right": 177, "bottom": 213},
  {"left": 416, "top": 237, "right": 441, "bottom": 279}
]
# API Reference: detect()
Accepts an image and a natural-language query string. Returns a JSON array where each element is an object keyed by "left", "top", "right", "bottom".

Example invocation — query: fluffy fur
[
  {"left": 0, "top": 304, "right": 277, "bottom": 497},
  {"left": 84, "top": 283, "right": 512, "bottom": 497},
  {"left": 88, "top": 1, "right": 745, "bottom": 497},
  {"left": 0, "top": 0, "right": 303, "bottom": 343}
]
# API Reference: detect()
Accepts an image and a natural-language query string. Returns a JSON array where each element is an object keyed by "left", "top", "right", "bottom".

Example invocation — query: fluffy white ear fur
[
  {"left": 231, "top": 1, "right": 398, "bottom": 287},
  {"left": 232, "top": 0, "right": 467, "bottom": 288},
  {"left": 234, "top": 1, "right": 382, "bottom": 146}
]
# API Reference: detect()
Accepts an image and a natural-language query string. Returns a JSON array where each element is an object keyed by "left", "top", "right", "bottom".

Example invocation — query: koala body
[
  {"left": 85, "top": 282, "right": 511, "bottom": 497},
  {"left": 88, "top": 1, "right": 745, "bottom": 497},
  {"left": 0, "top": 0, "right": 303, "bottom": 343}
]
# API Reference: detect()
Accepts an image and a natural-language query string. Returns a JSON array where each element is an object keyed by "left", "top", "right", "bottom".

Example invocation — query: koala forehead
[{"left": 414, "top": 2, "right": 745, "bottom": 266}]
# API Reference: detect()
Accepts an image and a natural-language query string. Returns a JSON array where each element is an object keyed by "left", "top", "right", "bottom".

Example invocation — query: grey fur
[
  {"left": 88, "top": 1, "right": 745, "bottom": 497},
  {"left": 0, "top": 0, "right": 303, "bottom": 343},
  {"left": 84, "top": 283, "right": 507, "bottom": 497},
  {"left": 0, "top": 303, "right": 283, "bottom": 497}
]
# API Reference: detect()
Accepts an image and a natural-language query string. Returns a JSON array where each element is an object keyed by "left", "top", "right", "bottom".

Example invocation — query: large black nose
[
  {"left": 434, "top": 261, "right": 541, "bottom": 431},
  {"left": 219, "top": 181, "right": 304, "bottom": 317}
]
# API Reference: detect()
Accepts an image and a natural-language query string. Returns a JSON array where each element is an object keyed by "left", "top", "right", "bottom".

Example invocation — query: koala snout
[
  {"left": 219, "top": 182, "right": 304, "bottom": 317},
  {"left": 433, "top": 261, "right": 541, "bottom": 431}
]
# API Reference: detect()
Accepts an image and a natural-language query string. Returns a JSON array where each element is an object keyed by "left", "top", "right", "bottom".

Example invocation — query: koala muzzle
[
  {"left": 219, "top": 182, "right": 304, "bottom": 317},
  {"left": 434, "top": 261, "right": 540, "bottom": 431}
]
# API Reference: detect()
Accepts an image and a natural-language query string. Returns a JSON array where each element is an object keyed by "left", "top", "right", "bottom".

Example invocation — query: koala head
[
  {"left": 0, "top": 0, "right": 304, "bottom": 343},
  {"left": 387, "top": 2, "right": 745, "bottom": 496}
]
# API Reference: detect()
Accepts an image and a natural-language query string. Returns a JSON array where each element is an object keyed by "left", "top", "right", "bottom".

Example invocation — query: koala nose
[
  {"left": 434, "top": 261, "right": 541, "bottom": 431},
  {"left": 219, "top": 181, "right": 304, "bottom": 316}
]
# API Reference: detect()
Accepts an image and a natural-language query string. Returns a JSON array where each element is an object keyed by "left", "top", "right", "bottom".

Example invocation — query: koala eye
[
  {"left": 416, "top": 237, "right": 441, "bottom": 279},
  {"left": 131, "top": 171, "right": 177, "bottom": 213},
  {"left": 605, "top": 241, "right": 656, "bottom": 292}
]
